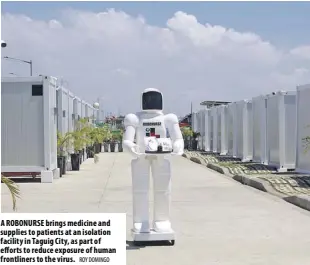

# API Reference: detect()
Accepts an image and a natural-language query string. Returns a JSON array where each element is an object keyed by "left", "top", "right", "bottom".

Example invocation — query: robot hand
[
  {"left": 172, "top": 139, "right": 184, "bottom": 156},
  {"left": 130, "top": 145, "right": 145, "bottom": 157},
  {"left": 123, "top": 140, "right": 144, "bottom": 157}
]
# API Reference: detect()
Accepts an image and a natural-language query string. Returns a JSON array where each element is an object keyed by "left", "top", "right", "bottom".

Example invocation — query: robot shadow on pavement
[{"left": 123, "top": 88, "right": 184, "bottom": 247}]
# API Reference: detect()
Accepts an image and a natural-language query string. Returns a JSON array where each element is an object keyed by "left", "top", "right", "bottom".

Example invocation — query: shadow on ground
[
  {"left": 126, "top": 240, "right": 174, "bottom": 250},
  {"left": 239, "top": 163, "right": 277, "bottom": 171},
  {"left": 194, "top": 151, "right": 278, "bottom": 173},
  {"left": 1, "top": 176, "right": 41, "bottom": 183},
  {"left": 286, "top": 176, "right": 310, "bottom": 188}
]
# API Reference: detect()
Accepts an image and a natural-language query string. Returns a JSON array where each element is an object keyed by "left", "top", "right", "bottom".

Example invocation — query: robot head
[{"left": 141, "top": 88, "right": 163, "bottom": 112}]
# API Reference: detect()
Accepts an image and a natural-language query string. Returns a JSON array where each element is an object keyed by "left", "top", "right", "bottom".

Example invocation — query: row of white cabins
[
  {"left": 1, "top": 76, "right": 100, "bottom": 182},
  {"left": 192, "top": 84, "right": 310, "bottom": 174}
]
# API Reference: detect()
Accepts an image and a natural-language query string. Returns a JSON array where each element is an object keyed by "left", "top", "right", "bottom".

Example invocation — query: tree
[
  {"left": 69, "top": 118, "right": 92, "bottom": 153},
  {"left": 1, "top": 175, "right": 20, "bottom": 211},
  {"left": 57, "top": 131, "right": 71, "bottom": 156},
  {"left": 181, "top": 126, "right": 193, "bottom": 138}
]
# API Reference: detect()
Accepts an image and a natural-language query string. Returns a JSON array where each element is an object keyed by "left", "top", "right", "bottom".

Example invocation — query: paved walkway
[{"left": 2, "top": 153, "right": 310, "bottom": 265}]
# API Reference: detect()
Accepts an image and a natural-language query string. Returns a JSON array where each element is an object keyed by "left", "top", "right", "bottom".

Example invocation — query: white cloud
[
  {"left": 290, "top": 46, "right": 310, "bottom": 60},
  {"left": 48, "top": 19, "right": 63, "bottom": 29},
  {"left": 1, "top": 9, "right": 310, "bottom": 116},
  {"left": 113, "top": 68, "right": 133, "bottom": 76}
]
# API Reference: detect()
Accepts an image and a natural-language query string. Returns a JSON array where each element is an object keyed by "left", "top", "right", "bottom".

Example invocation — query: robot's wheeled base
[{"left": 131, "top": 229, "right": 175, "bottom": 246}]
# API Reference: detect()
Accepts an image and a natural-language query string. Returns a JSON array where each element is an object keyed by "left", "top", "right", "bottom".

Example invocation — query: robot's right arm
[{"left": 123, "top": 113, "right": 140, "bottom": 157}]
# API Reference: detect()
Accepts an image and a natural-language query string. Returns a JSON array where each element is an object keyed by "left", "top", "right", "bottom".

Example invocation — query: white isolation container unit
[
  {"left": 266, "top": 91, "right": 296, "bottom": 171},
  {"left": 226, "top": 102, "right": 237, "bottom": 157},
  {"left": 204, "top": 109, "right": 211, "bottom": 152},
  {"left": 198, "top": 109, "right": 205, "bottom": 150},
  {"left": 92, "top": 103, "right": 100, "bottom": 124},
  {"left": 91, "top": 105, "right": 97, "bottom": 125},
  {"left": 56, "top": 87, "right": 73, "bottom": 170},
  {"left": 252, "top": 95, "right": 268, "bottom": 164},
  {"left": 207, "top": 108, "right": 214, "bottom": 152},
  {"left": 89, "top": 104, "right": 95, "bottom": 125},
  {"left": 192, "top": 112, "right": 199, "bottom": 133},
  {"left": 295, "top": 84, "right": 310, "bottom": 173},
  {"left": 85, "top": 102, "right": 89, "bottom": 119},
  {"left": 68, "top": 91, "right": 75, "bottom": 133},
  {"left": 56, "top": 87, "right": 69, "bottom": 136},
  {"left": 210, "top": 107, "right": 219, "bottom": 153},
  {"left": 1, "top": 76, "right": 59, "bottom": 183},
  {"left": 85, "top": 103, "right": 92, "bottom": 125},
  {"left": 208, "top": 108, "right": 214, "bottom": 152},
  {"left": 195, "top": 111, "right": 201, "bottom": 148},
  {"left": 201, "top": 110, "right": 206, "bottom": 150},
  {"left": 65, "top": 91, "right": 75, "bottom": 165},
  {"left": 77, "top": 97, "right": 82, "bottom": 120},
  {"left": 217, "top": 105, "right": 228, "bottom": 155},
  {"left": 212, "top": 105, "right": 228, "bottom": 154},
  {"left": 80, "top": 100, "right": 87, "bottom": 160},
  {"left": 235, "top": 100, "right": 253, "bottom": 162},
  {"left": 81, "top": 100, "right": 86, "bottom": 119},
  {"left": 79, "top": 99, "right": 87, "bottom": 160},
  {"left": 73, "top": 96, "right": 82, "bottom": 127},
  {"left": 85, "top": 103, "right": 92, "bottom": 124},
  {"left": 196, "top": 110, "right": 201, "bottom": 149},
  {"left": 89, "top": 104, "right": 97, "bottom": 126}
]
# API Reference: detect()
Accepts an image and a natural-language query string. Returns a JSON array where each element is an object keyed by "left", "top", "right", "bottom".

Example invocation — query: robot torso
[{"left": 135, "top": 112, "right": 168, "bottom": 152}]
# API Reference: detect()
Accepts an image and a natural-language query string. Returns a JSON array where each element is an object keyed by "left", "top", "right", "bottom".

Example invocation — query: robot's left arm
[
  {"left": 123, "top": 113, "right": 140, "bottom": 156},
  {"left": 165, "top": 114, "right": 184, "bottom": 155}
]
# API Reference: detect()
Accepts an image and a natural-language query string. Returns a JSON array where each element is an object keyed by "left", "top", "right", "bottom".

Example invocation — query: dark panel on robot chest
[
  {"left": 145, "top": 127, "right": 160, "bottom": 138},
  {"left": 143, "top": 122, "right": 165, "bottom": 138}
]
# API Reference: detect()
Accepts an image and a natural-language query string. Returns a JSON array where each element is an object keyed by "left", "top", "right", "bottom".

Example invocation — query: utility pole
[
  {"left": 3, "top": 56, "right": 33, "bottom": 76},
  {"left": 190, "top": 101, "right": 193, "bottom": 127},
  {"left": 190, "top": 101, "right": 193, "bottom": 150}
]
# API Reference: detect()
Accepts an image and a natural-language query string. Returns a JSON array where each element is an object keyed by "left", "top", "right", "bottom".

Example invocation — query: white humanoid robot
[{"left": 123, "top": 88, "right": 184, "bottom": 246}]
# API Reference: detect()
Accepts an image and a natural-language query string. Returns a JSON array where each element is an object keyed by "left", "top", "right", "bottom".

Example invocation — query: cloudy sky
[{"left": 1, "top": 1, "right": 310, "bottom": 116}]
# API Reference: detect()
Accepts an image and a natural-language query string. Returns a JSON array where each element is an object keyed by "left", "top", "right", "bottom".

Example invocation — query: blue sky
[{"left": 2, "top": 1, "right": 310, "bottom": 49}]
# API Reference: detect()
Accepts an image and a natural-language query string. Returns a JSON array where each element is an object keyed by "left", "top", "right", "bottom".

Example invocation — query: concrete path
[{"left": 2, "top": 153, "right": 310, "bottom": 265}]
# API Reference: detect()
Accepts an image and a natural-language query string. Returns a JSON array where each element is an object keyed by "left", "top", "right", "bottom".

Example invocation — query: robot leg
[
  {"left": 151, "top": 157, "right": 172, "bottom": 233},
  {"left": 131, "top": 157, "right": 151, "bottom": 233}
]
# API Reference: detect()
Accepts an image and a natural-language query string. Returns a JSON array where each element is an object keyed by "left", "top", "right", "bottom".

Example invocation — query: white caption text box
[{"left": 0, "top": 213, "right": 126, "bottom": 264}]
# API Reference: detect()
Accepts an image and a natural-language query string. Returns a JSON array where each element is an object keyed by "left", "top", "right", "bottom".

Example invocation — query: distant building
[
  {"left": 105, "top": 115, "right": 124, "bottom": 130},
  {"left": 178, "top": 100, "right": 231, "bottom": 128},
  {"left": 179, "top": 114, "right": 192, "bottom": 127},
  {"left": 200, "top": 100, "right": 231, "bottom": 108}
]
